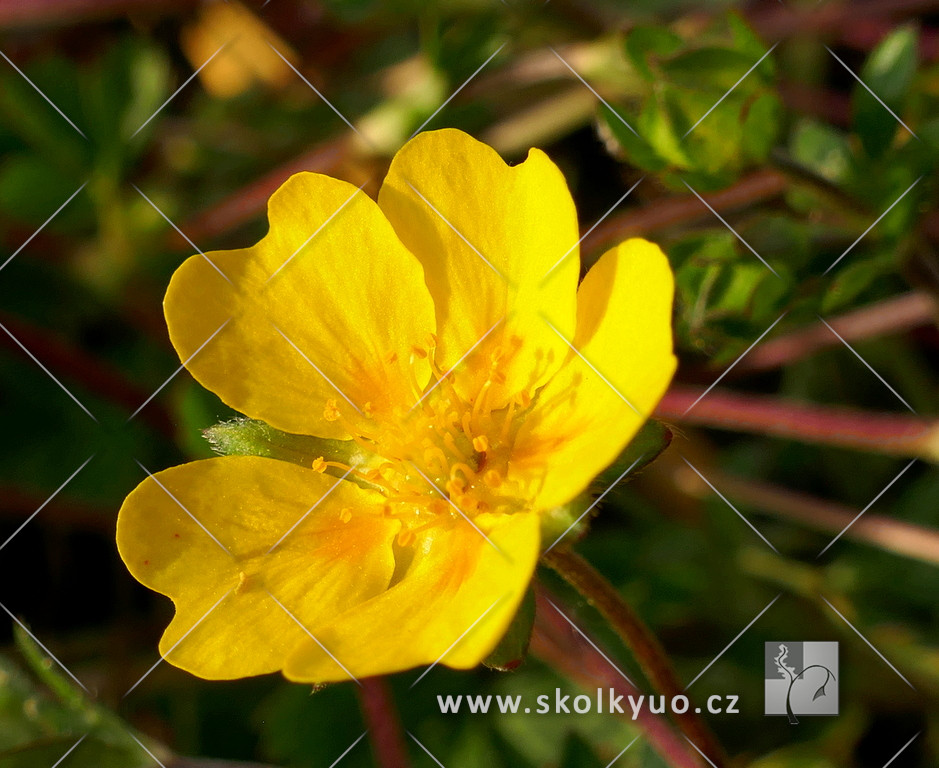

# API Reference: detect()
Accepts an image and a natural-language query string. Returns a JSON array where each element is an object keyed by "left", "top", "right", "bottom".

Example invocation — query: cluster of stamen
[{"left": 314, "top": 333, "right": 534, "bottom": 544}]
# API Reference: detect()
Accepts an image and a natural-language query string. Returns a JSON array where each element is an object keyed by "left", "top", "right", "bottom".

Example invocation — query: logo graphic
[{"left": 764, "top": 641, "right": 838, "bottom": 723}]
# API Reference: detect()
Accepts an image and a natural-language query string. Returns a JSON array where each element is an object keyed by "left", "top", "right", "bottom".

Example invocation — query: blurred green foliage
[{"left": 0, "top": 2, "right": 937, "bottom": 768}]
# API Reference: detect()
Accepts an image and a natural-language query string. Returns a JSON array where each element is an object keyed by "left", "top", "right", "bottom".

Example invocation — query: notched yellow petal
[{"left": 116, "top": 456, "right": 399, "bottom": 679}]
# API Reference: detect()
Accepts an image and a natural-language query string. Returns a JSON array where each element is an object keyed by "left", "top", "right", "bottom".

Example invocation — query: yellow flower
[{"left": 117, "top": 129, "right": 676, "bottom": 683}]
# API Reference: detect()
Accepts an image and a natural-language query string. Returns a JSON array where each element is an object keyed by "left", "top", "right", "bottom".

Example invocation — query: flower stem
[
  {"left": 736, "top": 291, "right": 936, "bottom": 374},
  {"left": 693, "top": 470, "right": 939, "bottom": 566},
  {"left": 530, "top": 588, "right": 707, "bottom": 768},
  {"left": 657, "top": 386, "right": 936, "bottom": 461},
  {"left": 357, "top": 677, "right": 411, "bottom": 768},
  {"left": 542, "top": 549, "right": 726, "bottom": 767}
]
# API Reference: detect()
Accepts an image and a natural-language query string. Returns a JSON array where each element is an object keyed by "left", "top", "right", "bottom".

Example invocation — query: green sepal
[
  {"left": 594, "top": 418, "right": 673, "bottom": 487},
  {"left": 203, "top": 417, "right": 371, "bottom": 469},
  {"left": 484, "top": 587, "right": 535, "bottom": 671},
  {"left": 540, "top": 419, "right": 673, "bottom": 547}
]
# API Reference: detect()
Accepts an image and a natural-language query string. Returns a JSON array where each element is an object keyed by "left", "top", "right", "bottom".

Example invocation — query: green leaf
[
  {"left": 789, "top": 118, "right": 853, "bottom": 184},
  {"left": 821, "top": 252, "right": 894, "bottom": 313},
  {"left": 662, "top": 47, "right": 761, "bottom": 91},
  {"left": 623, "top": 26, "right": 682, "bottom": 81},
  {"left": 741, "top": 91, "right": 782, "bottom": 161},
  {"left": 852, "top": 25, "right": 918, "bottom": 157},
  {"left": 484, "top": 588, "right": 535, "bottom": 671},
  {"left": 597, "top": 103, "right": 667, "bottom": 173}
]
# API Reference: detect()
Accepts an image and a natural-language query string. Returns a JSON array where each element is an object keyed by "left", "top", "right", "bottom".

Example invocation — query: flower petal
[
  {"left": 282, "top": 512, "right": 540, "bottom": 682},
  {"left": 165, "top": 173, "right": 436, "bottom": 439},
  {"left": 377, "top": 129, "right": 580, "bottom": 405},
  {"left": 116, "top": 456, "right": 399, "bottom": 679},
  {"left": 509, "top": 238, "right": 677, "bottom": 510}
]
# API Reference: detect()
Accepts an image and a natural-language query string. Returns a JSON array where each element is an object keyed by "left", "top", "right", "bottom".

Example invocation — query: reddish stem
[
  {"left": 738, "top": 292, "right": 936, "bottom": 374},
  {"left": 701, "top": 471, "right": 939, "bottom": 566},
  {"left": 531, "top": 587, "right": 708, "bottom": 768},
  {"left": 657, "top": 386, "right": 934, "bottom": 459},
  {"left": 357, "top": 677, "right": 411, "bottom": 768},
  {"left": 581, "top": 169, "right": 787, "bottom": 258}
]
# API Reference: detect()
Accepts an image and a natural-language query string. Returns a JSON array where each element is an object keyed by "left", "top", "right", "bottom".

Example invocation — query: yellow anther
[
  {"left": 411, "top": 345, "right": 428, "bottom": 359},
  {"left": 235, "top": 571, "right": 250, "bottom": 594},
  {"left": 339, "top": 508, "right": 353, "bottom": 523},
  {"left": 397, "top": 528, "right": 414, "bottom": 547},
  {"left": 311, "top": 456, "right": 327, "bottom": 473},
  {"left": 472, "top": 435, "right": 489, "bottom": 453},
  {"left": 324, "top": 399, "right": 341, "bottom": 421},
  {"left": 484, "top": 469, "right": 503, "bottom": 488},
  {"left": 517, "top": 390, "right": 532, "bottom": 408},
  {"left": 363, "top": 401, "right": 373, "bottom": 418},
  {"left": 425, "top": 332, "right": 438, "bottom": 349}
]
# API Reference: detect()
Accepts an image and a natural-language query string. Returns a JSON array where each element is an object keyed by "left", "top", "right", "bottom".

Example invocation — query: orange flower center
[{"left": 315, "top": 334, "right": 537, "bottom": 540}]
